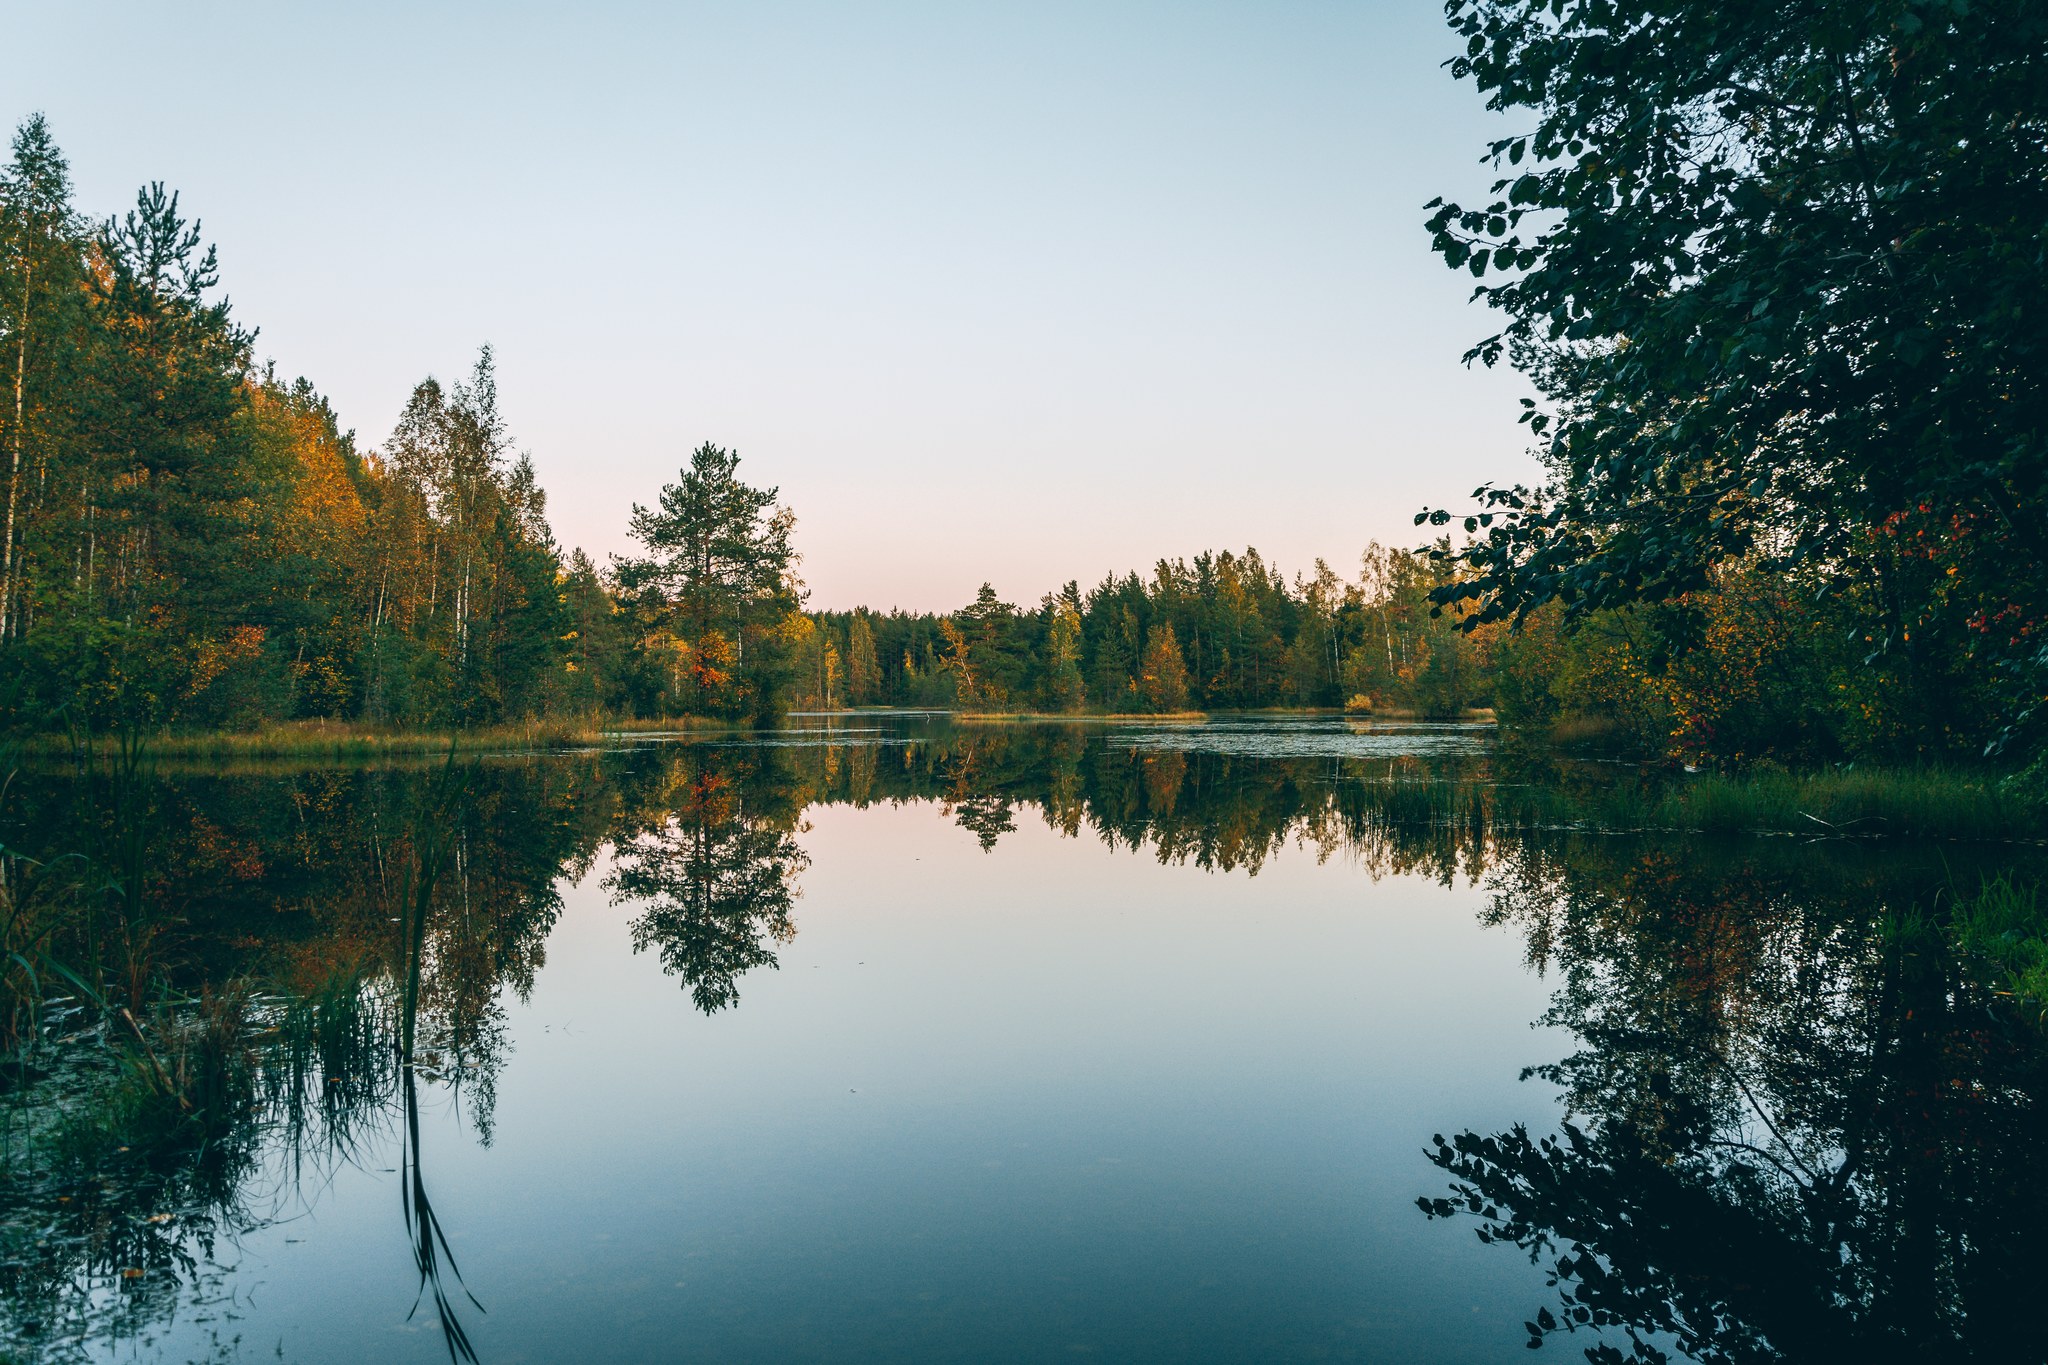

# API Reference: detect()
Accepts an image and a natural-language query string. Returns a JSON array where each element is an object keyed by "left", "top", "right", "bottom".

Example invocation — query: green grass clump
[
  {"left": 1952, "top": 875, "right": 2048, "bottom": 1017},
  {"left": 1663, "top": 767, "right": 2035, "bottom": 841},
  {"left": 1409, "top": 763, "right": 2042, "bottom": 842}
]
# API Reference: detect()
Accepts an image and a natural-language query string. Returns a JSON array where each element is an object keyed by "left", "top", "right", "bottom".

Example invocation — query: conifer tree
[
  {"left": 614, "top": 442, "right": 799, "bottom": 719},
  {"left": 0, "top": 114, "right": 80, "bottom": 643},
  {"left": 846, "top": 611, "right": 879, "bottom": 704}
]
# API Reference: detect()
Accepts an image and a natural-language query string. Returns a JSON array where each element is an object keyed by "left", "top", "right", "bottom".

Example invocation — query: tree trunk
[{"left": 0, "top": 260, "right": 32, "bottom": 642}]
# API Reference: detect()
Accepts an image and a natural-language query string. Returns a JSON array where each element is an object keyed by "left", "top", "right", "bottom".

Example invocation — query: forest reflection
[
  {"left": 2, "top": 720, "right": 2042, "bottom": 1362},
  {"left": 1424, "top": 836, "right": 2048, "bottom": 1364}
]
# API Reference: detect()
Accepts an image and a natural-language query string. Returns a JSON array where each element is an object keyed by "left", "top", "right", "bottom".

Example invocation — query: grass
[
  {"left": 1540, "top": 769, "right": 2031, "bottom": 843},
  {"left": 1537, "top": 713, "right": 1647, "bottom": 750},
  {"left": 26, "top": 706, "right": 1505, "bottom": 758},
  {"left": 1952, "top": 874, "right": 2048, "bottom": 1017},
  {"left": 944, "top": 707, "right": 1500, "bottom": 723},
  {"left": 1354, "top": 763, "right": 2043, "bottom": 843},
  {"left": 1645, "top": 767, "right": 2037, "bottom": 841},
  {"left": 16, "top": 713, "right": 745, "bottom": 763}
]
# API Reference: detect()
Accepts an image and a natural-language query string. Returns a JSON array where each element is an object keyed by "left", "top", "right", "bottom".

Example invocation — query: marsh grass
[
  {"left": 17, "top": 713, "right": 742, "bottom": 763},
  {"left": 1345, "top": 765, "right": 2039, "bottom": 843},
  {"left": 1665, "top": 767, "right": 2031, "bottom": 840},
  {"left": 1952, "top": 874, "right": 2048, "bottom": 1018},
  {"left": 1536, "top": 713, "right": 1652, "bottom": 752},
  {"left": 258, "top": 967, "right": 397, "bottom": 1167},
  {"left": 2, "top": 729, "right": 159, "bottom": 1056},
  {"left": 34, "top": 991, "right": 258, "bottom": 1173},
  {"left": 0, "top": 977, "right": 408, "bottom": 1365},
  {"left": 950, "top": 708, "right": 1494, "bottom": 723}
]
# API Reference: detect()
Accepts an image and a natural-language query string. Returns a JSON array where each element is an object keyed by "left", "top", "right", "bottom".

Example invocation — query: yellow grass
[{"left": 21, "top": 714, "right": 743, "bottom": 763}]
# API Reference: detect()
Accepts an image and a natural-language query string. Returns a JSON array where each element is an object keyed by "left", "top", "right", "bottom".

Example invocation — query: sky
[{"left": 15, "top": 0, "right": 1537, "bottom": 612}]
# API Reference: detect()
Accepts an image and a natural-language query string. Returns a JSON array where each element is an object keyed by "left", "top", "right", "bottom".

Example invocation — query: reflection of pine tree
[
  {"left": 605, "top": 777, "right": 807, "bottom": 1013},
  {"left": 951, "top": 794, "right": 1015, "bottom": 851}
]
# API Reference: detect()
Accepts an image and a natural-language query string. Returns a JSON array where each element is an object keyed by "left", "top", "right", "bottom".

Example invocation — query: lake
[{"left": 4, "top": 714, "right": 2044, "bottom": 1363}]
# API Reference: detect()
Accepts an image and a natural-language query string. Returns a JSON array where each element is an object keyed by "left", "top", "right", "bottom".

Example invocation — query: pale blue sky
[{"left": 18, "top": 0, "right": 1534, "bottom": 610}]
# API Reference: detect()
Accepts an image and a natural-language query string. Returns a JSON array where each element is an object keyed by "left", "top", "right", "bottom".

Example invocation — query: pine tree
[
  {"left": 846, "top": 611, "right": 879, "bottom": 704},
  {"left": 614, "top": 443, "right": 799, "bottom": 718},
  {"left": 0, "top": 114, "right": 80, "bottom": 643}
]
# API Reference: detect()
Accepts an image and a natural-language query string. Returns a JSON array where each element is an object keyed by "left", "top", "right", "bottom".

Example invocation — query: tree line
[
  {"left": 0, "top": 116, "right": 809, "bottom": 732},
  {"left": 0, "top": 113, "right": 1500, "bottom": 737},
  {"left": 786, "top": 543, "right": 1493, "bottom": 717}
]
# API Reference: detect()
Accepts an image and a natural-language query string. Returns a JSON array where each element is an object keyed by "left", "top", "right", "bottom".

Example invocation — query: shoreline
[{"left": 9, "top": 715, "right": 746, "bottom": 762}]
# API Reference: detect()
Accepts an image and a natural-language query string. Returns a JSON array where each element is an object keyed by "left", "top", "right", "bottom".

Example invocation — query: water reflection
[
  {"left": 607, "top": 770, "right": 806, "bottom": 1014},
  {"left": 0, "top": 716, "right": 2041, "bottom": 1362},
  {"left": 395, "top": 759, "right": 487, "bottom": 1364},
  {"left": 1422, "top": 836, "right": 2048, "bottom": 1363}
]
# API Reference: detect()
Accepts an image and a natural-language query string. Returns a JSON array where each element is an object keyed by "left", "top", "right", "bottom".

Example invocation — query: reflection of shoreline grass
[
  {"left": 0, "top": 761, "right": 487, "bottom": 1360},
  {"left": 1386, "top": 765, "right": 2042, "bottom": 843},
  {"left": 1662, "top": 768, "right": 2035, "bottom": 840},
  {"left": 1635, "top": 767, "right": 2036, "bottom": 842}
]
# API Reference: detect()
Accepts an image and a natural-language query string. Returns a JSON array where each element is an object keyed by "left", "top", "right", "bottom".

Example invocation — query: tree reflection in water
[
  {"left": 606, "top": 772, "right": 806, "bottom": 1014},
  {"left": 1, "top": 720, "right": 2042, "bottom": 1362},
  {"left": 395, "top": 758, "right": 486, "bottom": 1364},
  {"left": 1422, "top": 838, "right": 2048, "bottom": 1364}
]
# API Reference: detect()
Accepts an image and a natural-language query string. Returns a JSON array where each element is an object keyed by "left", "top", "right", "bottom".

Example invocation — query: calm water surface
[{"left": 5, "top": 715, "right": 2044, "bottom": 1363}]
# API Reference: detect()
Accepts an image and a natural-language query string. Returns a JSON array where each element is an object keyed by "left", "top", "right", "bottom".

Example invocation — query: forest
[
  {"left": 0, "top": 114, "right": 1493, "bottom": 738},
  {"left": 4, "top": 5, "right": 2046, "bottom": 785}
]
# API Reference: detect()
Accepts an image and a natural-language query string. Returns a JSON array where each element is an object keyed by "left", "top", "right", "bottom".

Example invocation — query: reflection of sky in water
[
  {"left": 69, "top": 713, "right": 2042, "bottom": 1364},
  {"left": 121, "top": 732, "right": 1556, "bottom": 1365}
]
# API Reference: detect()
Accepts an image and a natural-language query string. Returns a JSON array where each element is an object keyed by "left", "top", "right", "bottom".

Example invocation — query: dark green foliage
[
  {"left": 1418, "top": 0, "right": 2048, "bottom": 755},
  {"left": 793, "top": 546, "right": 1492, "bottom": 716},
  {"left": 1423, "top": 834, "right": 2048, "bottom": 1362},
  {"left": 612, "top": 443, "right": 801, "bottom": 721},
  {"left": 0, "top": 119, "right": 638, "bottom": 735}
]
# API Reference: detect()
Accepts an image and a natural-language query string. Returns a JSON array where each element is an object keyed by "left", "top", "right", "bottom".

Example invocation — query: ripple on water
[{"left": 1111, "top": 718, "right": 1492, "bottom": 759}]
